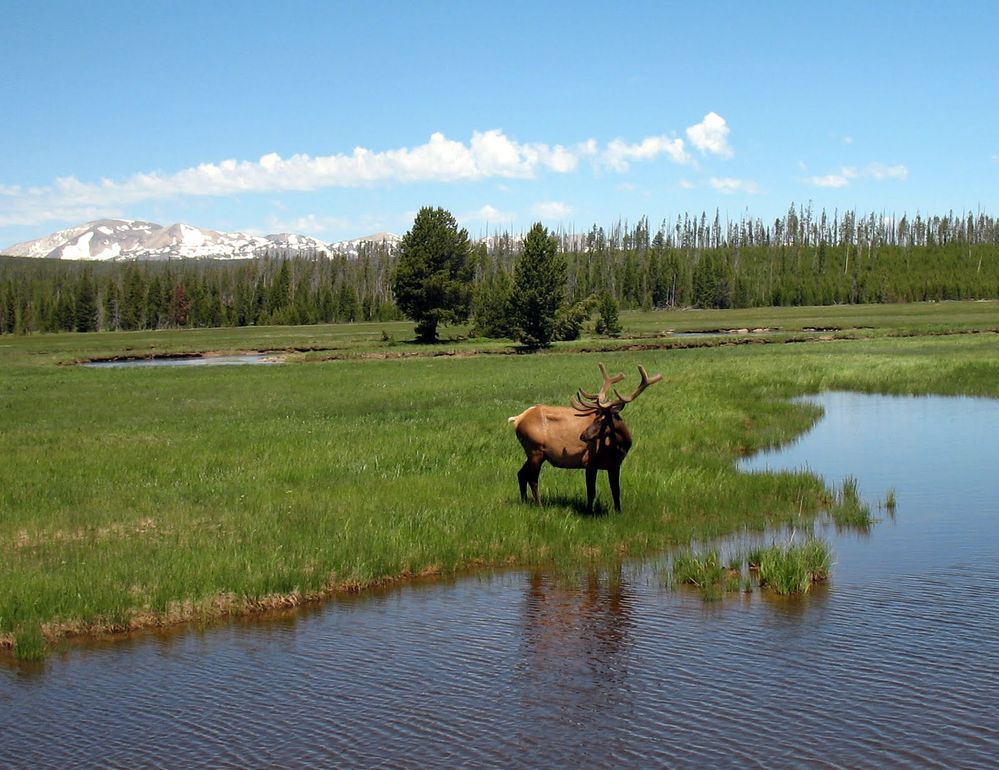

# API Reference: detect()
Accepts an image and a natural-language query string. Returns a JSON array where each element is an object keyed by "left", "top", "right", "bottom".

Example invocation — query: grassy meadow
[{"left": 1, "top": 301, "right": 997, "bottom": 657}]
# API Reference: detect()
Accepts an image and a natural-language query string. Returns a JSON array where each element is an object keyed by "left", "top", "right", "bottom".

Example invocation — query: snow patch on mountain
[{"left": 60, "top": 231, "right": 95, "bottom": 260}]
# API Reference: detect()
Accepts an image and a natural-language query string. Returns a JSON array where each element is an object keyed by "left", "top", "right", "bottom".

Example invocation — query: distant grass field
[{"left": 1, "top": 301, "right": 997, "bottom": 657}]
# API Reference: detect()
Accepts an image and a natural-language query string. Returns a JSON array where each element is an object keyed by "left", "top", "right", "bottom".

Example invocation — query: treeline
[
  {"left": 0, "top": 244, "right": 400, "bottom": 335},
  {"left": 1, "top": 205, "right": 997, "bottom": 335}
]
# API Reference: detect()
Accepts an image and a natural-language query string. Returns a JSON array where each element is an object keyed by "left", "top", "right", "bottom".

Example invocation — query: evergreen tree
[
  {"left": 1, "top": 280, "right": 16, "bottom": 334},
  {"left": 74, "top": 269, "right": 99, "bottom": 332},
  {"left": 56, "top": 289, "right": 75, "bottom": 331},
  {"left": 120, "top": 266, "right": 146, "bottom": 330},
  {"left": 146, "top": 275, "right": 164, "bottom": 328},
  {"left": 471, "top": 270, "right": 515, "bottom": 338},
  {"left": 595, "top": 292, "right": 623, "bottom": 337},
  {"left": 553, "top": 295, "right": 596, "bottom": 341},
  {"left": 102, "top": 279, "right": 120, "bottom": 330},
  {"left": 268, "top": 260, "right": 292, "bottom": 316},
  {"left": 171, "top": 281, "right": 190, "bottom": 327},
  {"left": 393, "top": 206, "right": 474, "bottom": 342},
  {"left": 336, "top": 282, "right": 359, "bottom": 322},
  {"left": 510, "top": 223, "right": 566, "bottom": 348},
  {"left": 318, "top": 286, "right": 335, "bottom": 323}
]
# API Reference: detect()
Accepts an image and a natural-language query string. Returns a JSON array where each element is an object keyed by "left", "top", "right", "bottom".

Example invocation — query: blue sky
[{"left": 2, "top": 0, "right": 996, "bottom": 247}]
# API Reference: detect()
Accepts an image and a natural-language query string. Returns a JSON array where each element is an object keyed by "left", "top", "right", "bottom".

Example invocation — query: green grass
[
  {"left": 750, "top": 539, "right": 832, "bottom": 595},
  {"left": 620, "top": 299, "right": 999, "bottom": 337},
  {"left": 828, "top": 476, "right": 874, "bottom": 530},
  {"left": 669, "top": 550, "right": 742, "bottom": 600},
  {"left": 668, "top": 537, "right": 832, "bottom": 599},
  {"left": 1, "top": 301, "right": 997, "bottom": 656}
]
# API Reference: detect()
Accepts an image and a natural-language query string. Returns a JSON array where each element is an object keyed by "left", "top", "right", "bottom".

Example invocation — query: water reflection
[
  {"left": 520, "top": 568, "right": 633, "bottom": 708},
  {"left": 524, "top": 567, "right": 633, "bottom": 657}
]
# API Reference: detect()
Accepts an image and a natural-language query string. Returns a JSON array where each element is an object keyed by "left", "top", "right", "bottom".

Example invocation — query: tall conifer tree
[
  {"left": 393, "top": 207, "right": 473, "bottom": 342},
  {"left": 510, "top": 223, "right": 566, "bottom": 348}
]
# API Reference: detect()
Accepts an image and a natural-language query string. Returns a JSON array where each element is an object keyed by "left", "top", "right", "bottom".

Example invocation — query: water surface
[
  {"left": 82, "top": 354, "right": 278, "bottom": 368},
  {"left": 2, "top": 392, "right": 996, "bottom": 768}
]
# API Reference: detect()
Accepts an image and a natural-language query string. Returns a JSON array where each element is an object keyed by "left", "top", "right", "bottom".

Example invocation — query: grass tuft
[
  {"left": 754, "top": 538, "right": 831, "bottom": 595},
  {"left": 670, "top": 550, "right": 742, "bottom": 600},
  {"left": 13, "top": 626, "right": 46, "bottom": 661},
  {"left": 829, "top": 476, "right": 873, "bottom": 530}
]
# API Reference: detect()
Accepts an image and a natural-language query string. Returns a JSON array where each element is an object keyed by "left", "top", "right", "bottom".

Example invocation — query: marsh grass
[
  {"left": 751, "top": 538, "right": 832, "bottom": 595},
  {"left": 829, "top": 476, "right": 873, "bottom": 530},
  {"left": 1, "top": 302, "right": 996, "bottom": 656},
  {"left": 670, "top": 550, "right": 742, "bottom": 600},
  {"left": 12, "top": 626, "right": 45, "bottom": 661},
  {"left": 671, "top": 537, "right": 831, "bottom": 600}
]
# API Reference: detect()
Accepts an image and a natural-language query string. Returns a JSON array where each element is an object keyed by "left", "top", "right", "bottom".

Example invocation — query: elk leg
[
  {"left": 608, "top": 466, "right": 622, "bottom": 512},
  {"left": 585, "top": 465, "right": 598, "bottom": 512},
  {"left": 519, "top": 456, "right": 543, "bottom": 505},
  {"left": 517, "top": 461, "right": 531, "bottom": 502}
]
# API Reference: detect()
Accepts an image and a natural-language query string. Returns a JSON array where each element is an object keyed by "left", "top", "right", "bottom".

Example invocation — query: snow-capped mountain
[
  {"left": 3, "top": 220, "right": 397, "bottom": 261},
  {"left": 328, "top": 231, "right": 402, "bottom": 256},
  {"left": 5, "top": 220, "right": 163, "bottom": 260}
]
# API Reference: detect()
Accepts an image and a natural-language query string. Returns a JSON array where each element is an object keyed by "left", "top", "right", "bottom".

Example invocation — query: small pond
[
  {"left": 82, "top": 354, "right": 279, "bottom": 368},
  {"left": 1, "top": 392, "right": 996, "bottom": 768}
]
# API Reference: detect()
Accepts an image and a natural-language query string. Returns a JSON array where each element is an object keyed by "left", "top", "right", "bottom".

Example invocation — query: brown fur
[{"left": 509, "top": 364, "right": 661, "bottom": 512}]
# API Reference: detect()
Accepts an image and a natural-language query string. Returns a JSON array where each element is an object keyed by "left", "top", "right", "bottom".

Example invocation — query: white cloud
[
  {"left": 679, "top": 179, "right": 696, "bottom": 190},
  {"left": 469, "top": 129, "right": 579, "bottom": 176},
  {"left": 0, "top": 130, "right": 577, "bottom": 227},
  {"left": 808, "top": 174, "right": 851, "bottom": 188},
  {"left": 461, "top": 204, "right": 516, "bottom": 224},
  {"left": 266, "top": 213, "right": 356, "bottom": 236},
  {"left": 804, "top": 162, "right": 907, "bottom": 188},
  {"left": 709, "top": 177, "right": 761, "bottom": 195},
  {"left": 602, "top": 135, "right": 689, "bottom": 171},
  {"left": 686, "top": 112, "right": 733, "bottom": 158},
  {"left": 866, "top": 162, "right": 908, "bottom": 181},
  {"left": 0, "top": 122, "right": 735, "bottom": 228},
  {"left": 532, "top": 201, "right": 573, "bottom": 219},
  {"left": 842, "top": 135, "right": 854, "bottom": 145}
]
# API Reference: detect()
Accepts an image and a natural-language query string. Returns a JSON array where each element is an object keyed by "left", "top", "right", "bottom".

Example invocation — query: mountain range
[{"left": 3, "top": 219, "right": 401, "bottom": 261}]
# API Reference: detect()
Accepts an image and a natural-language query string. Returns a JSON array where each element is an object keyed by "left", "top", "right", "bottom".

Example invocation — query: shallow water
[
  {"left": 82, "top": 354, "right": 277, "bottom": 368},
  {"left": 668, "top": 328, "right": 778, "bottom": 338},
  {"left": 2, "top": 392, "right": 996, "bottom": 768}
]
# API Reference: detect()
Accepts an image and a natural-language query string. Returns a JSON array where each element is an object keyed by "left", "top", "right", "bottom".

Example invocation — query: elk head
[{"left": 508, "top": 363, "right": 663, "bottom": 512}]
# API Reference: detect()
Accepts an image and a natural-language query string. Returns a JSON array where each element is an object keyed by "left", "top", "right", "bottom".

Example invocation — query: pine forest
[{"left": 2, "top": 206, "right": 996, "bottom": 336}]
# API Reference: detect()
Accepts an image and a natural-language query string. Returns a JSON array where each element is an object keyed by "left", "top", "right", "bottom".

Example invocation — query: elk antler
[
  {"left": 573, "top": 363, "right": 625, "bottom": 411},
  {"left": 612, "top": 365, "right": 664, "bottom": 406}
]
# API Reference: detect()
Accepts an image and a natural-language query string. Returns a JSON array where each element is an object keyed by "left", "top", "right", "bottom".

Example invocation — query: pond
[
  {"left": 1, "top": 392, "right": 996, "bottom": 768},
  {"left": 81, "top": 354, "right": 279, "bottom": 368}
]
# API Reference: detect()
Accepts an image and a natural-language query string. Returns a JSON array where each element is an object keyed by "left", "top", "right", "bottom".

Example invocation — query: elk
[{"left": 508, "top": 363, "right": 663, "bottom": 512}]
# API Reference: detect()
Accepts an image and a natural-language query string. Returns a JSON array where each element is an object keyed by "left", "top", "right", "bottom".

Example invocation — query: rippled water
[
  {"left": 82, "top": 354, "right": 277, "bottom": 368},
  {"left": 2, "top": 392, "right": 997, "bottom": 768}
]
